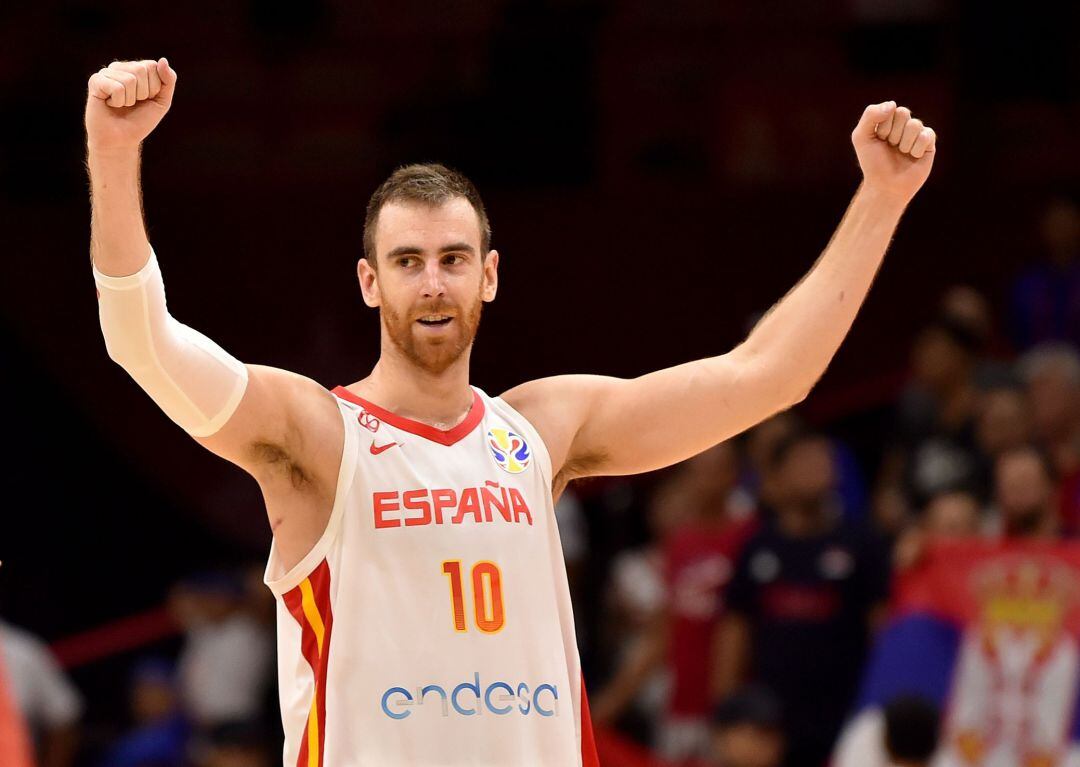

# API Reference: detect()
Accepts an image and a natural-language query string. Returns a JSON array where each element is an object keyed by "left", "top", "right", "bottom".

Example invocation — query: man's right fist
[{"left": 85, "top": 58, "right": 177, "bottom": 153}]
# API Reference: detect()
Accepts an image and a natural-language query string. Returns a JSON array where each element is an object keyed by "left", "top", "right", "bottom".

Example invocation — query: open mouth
[{"left": 416, "top": 315, "right": 454, "bottom": 328}]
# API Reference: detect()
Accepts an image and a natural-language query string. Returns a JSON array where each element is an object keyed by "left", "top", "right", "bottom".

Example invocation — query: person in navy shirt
[{"left": 713, "top": 430, "right": 890, "bottom": 767}]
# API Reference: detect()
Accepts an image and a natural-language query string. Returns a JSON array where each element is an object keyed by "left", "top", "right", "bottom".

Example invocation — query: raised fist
[
  {"left": 852, "top": 101, "right": 937, "bottom": 204},
  {"left": 85, "top": 58, "right": 177, "bottom": 152}
]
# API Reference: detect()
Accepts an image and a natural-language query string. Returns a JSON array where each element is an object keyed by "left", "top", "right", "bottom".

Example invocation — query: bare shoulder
[
  {"left": 197, "top": 364, "right": 344, "bottom": 494},
  {"left": 201, "top": 365, "right": 346, "bottom": 575},
  {"left": 500, "top": 374, "right": 620, "bottom": 483}
]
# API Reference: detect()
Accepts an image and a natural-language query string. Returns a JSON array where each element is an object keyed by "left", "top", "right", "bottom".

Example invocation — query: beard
[{"left": 381, "top": 292, "right": 483, "bottom": 375}]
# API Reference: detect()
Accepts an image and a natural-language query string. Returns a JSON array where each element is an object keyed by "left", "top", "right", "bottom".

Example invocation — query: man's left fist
[{"left": 852, "top": 101, "right": 936, "bottom": 204}]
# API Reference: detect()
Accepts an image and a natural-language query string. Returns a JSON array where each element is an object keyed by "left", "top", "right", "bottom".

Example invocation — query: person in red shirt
[
  {"left": 0, "top": 646, "right": 34, "bottom": 767},
  {"left": 663, "top": 442, "right": 757, "bottom": 760},
  {"left": 592, "top": 442, "right": 756, "bottom": 762}
]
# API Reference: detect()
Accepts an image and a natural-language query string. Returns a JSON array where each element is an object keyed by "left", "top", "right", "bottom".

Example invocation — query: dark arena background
[{"left": 1, "top": 2, "right": 1077, "bottom": 766}]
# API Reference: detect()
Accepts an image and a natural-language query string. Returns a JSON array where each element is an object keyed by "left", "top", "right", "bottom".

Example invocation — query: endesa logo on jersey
[
  {"left": 381, "top": 672, "right": 559, "bottom": 720},
  {"left": 488, "top": 428, "right": 531, "bottom": 474}
]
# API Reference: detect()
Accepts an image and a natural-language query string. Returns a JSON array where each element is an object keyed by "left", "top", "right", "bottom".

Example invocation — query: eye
[
  {"left": 443, "top": 254, "right": 465, "bottom": 265},
  {"left": 397, "top": 256, "right": 416, "bottom": 268}
]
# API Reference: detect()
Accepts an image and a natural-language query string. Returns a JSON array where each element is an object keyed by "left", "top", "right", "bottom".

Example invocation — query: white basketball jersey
[{"left": 263, "top": 386, "right": 600, "bottom": 767}]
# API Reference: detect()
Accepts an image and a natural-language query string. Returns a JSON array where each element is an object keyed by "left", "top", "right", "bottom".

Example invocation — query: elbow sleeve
[{"left": 94, "top": 247, "right": 249, "bottom": 437}]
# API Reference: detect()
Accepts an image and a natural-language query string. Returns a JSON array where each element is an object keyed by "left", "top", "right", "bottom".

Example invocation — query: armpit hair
[
  {"left": 556, "top": 448, "right": 609, "bottom": 487},
  {"left": 250, "top": 440, "right": 311, "bottom": 490}
]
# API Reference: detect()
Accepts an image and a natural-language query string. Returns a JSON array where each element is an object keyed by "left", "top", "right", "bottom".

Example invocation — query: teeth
[{"left": 420, "top": 315, "right": 450, "bottom": 321}]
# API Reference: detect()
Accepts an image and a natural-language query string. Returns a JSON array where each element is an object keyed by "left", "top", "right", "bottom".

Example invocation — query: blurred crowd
[
  {"left": 1, "top": 195, "right": 1076, "bottom": 767},
  {"left": 575, "top": 195, "right": 1080, "bottom": 767},
  {"left": 1, "top": 568, "right": 278, "bottom": 767}
]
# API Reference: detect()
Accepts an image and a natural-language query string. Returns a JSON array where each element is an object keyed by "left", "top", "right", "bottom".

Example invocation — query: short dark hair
[
  {"left": 883, "top": 694, "right": 940, "bottom": 762},
  {"left": 922, "top": 314, "right": 984, "bottom": 355},
  {"left": 363, "top": 163, "right": 491, "bottom": 265},
  {"left": 768, "top": 427, "right": 829, "bottom": 472}
]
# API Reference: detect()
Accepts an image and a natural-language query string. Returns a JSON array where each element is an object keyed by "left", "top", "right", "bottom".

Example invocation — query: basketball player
[{"left": 85, "top": 57, "right": 936, "bottom": 766}]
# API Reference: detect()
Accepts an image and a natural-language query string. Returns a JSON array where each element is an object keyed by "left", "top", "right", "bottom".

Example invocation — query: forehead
[{"left": 374, "top": 198, "right": 482, "bottom": 255}]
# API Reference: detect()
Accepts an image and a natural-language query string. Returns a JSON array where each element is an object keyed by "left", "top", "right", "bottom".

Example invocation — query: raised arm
[
  {"left": 505, "top": 101, "right": 936, "bottom": 483},
  {"left": 86, "top": 59, "right": 343, "bottom": 568}
]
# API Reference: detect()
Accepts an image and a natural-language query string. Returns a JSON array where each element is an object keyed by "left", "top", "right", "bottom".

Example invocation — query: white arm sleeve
[{"left": 94, "top": 247, "right": 249, "bottom": 437}]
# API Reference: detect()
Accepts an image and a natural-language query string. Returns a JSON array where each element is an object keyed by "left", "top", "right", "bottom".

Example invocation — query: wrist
[
  {"left": 856, "top": 181, "right": 910, "bottom": 217},
  {"left": 86, "top": 141, "right": 141, "bottom": 163}
]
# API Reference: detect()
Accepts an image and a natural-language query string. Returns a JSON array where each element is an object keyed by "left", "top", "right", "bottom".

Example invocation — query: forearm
[
  {"left": 592, "top": 617, "right": 668, "bottom": 723},
  {"left": 739, "top": 183, "right": 907, "bottom": 400},
  {"left": 87, "top": 145, "right": 151, "bottom": 276},
  {"left": 89, "top": 144, "right": 249, "bottom": 437}
]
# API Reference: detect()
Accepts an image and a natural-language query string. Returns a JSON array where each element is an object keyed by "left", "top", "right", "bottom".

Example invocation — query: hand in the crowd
[{"left": 893, "top": 527, "right": 927, "bottom": 571}]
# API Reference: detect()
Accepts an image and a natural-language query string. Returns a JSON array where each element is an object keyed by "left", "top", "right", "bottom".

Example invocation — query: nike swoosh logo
[{"left": 370, "top": 441, "right": 399, "bottom": 455}]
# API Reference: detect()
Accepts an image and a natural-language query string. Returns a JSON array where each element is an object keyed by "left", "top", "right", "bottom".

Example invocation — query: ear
[
  {"left": 358, "top": 258, "right": 381, "bottom": 308},
  {"left": 481, "top": 250, "right": 499, "bottom": 303}
]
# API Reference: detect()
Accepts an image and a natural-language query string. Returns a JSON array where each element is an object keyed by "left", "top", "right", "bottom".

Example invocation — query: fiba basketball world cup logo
[{"left": 487, "top": 428, "right": 531, "bottom": 474}]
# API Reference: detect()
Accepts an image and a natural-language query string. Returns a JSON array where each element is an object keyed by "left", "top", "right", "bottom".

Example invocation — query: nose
[{"left": 421, "top": 259, "right": 446, "bottom": 298}]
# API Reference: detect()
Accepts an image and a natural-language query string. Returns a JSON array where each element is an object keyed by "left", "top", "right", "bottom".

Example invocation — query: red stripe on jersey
[
  {"left": 283, "top": 560, "right": 334, "bottom": 767},
  {"left": 332, "top": 386, "right": 485, "bottom": 446},
  {"left": 580, "top": 674, "right": 600, "bottom": 767},
  {"left": 309, "top": 560, "right": 334, "bottom": 763},
  {"left": 281, "top": 587, "right": 312, "bottom": 767}
]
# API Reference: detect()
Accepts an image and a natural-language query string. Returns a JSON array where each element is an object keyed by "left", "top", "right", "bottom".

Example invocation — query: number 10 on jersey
[{"left": 442, "top": 560, "right": 505, "bottom": 633}]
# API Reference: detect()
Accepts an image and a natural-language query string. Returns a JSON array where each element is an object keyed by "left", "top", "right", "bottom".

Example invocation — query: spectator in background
[
  {"left": 1018, "top": 343, "right": 1080, "bottom": 477},
  {"left": 1009, "top": 197, "right": 1080, "bottom": 351},
  {"left": 715, "top": 430, "right": 889, "bottom": 767},
  {"left": 661, "top": 442, "right": 756, "bottom": 761},
  {"left": 169, "top": 572, "right": 273, "bottom": 731},
  {"left": 194, "top": 721, "right": 271, "bottom": 767},
  {"left": 883, "top": 696, "right": 939, "bottom": 767},
  {"left": 940, "top": 285, "right": 1014, "bottom": 389},
  {"left": 894, "top": 488, "right": 983, "bottom": 570},
  {"left": 922, "top": 489, "right": 982, "bottom": 537},
  {"left": 592, "top": 476, "right": 690, "bottom": 742},
  {"left": 896, "top": 316, "right": 984, "bottom": 508},
  {"left": 100, "top": 658, "right": 189, "bottom": 767},
  {"left": 704, "top": 686, "right": 784, "bottom": 767},
  {"left": 594, "top": 441, "right": 756, "bottom": 761},
  {"left": 974, "top": 381, "right": 1033, "bottom": 461},
  {"left": 744, "top": 413, "right": 867, "bottom": 523},
  {"left": 555, "top": 488, "right": 590, "bottom": 597},
  {"left": 0, "top": 618, "right": 82, "bottom": 767},
  {"left": 1017, "top": 343, "right": 1080, "bottom": 533},
  {"left": 990, "top": 445, "right": 1060, "bottom": 539},
  {"left": 833, "top": 694, "right": 940, "bottom": 767},
  {"left": 740, "top": 413, "right": 801, "bottom": 512},
  {"left": 0, "top": 646, "right": 34, "bottom": 767}
]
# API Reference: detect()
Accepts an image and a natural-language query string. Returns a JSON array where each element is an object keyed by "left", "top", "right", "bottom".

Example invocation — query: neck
[{"left": 347, "top": 339, "right": 475, "bottom": 429}]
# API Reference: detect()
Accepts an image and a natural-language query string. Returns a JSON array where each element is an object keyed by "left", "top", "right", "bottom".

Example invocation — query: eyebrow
[{"left": 386, "top": 242, "right": 476, "bottom": 259}]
